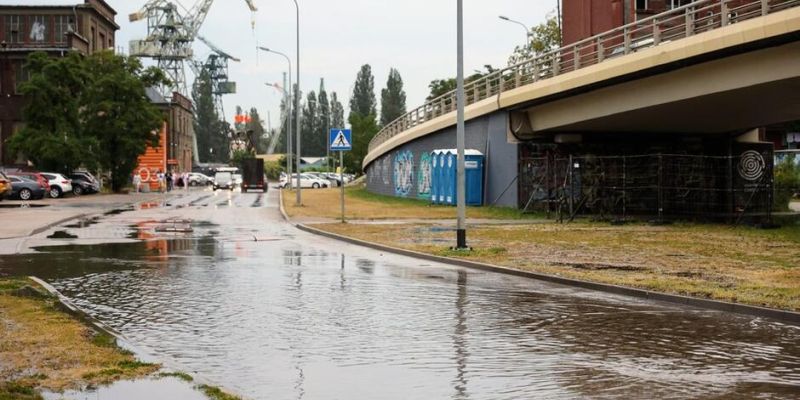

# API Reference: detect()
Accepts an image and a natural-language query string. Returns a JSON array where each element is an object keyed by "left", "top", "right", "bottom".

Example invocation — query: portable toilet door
[
  {"left": 464, "top": 150, "right": 485, "bottom": 206},
  {"left": 446, "top": 150, "right": 456, "bottom": 205},
  {"left": 430, "top": 150, "right": 440, "bottom": 204},
  {"left": 437, "top": 151, "right": 447, "bottom": 204}
]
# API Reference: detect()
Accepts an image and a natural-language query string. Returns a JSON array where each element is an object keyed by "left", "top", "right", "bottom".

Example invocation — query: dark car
[
  {"left": 6, "top": 176, "right": 46, "bottom": 200},
  {"left": 69, "top": 171, "right": 100, "bottom": 195}
]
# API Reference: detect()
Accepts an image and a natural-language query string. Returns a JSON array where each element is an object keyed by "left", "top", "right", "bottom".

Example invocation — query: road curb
[
  {"left": 278, "top": 189, "right": 290, "bottom": 222},
  {"left": 296, "top": 223, "right": 800, "bottom": 326},
  {"left": 28, "top": 213, "right": 89, "bottom": 237}
]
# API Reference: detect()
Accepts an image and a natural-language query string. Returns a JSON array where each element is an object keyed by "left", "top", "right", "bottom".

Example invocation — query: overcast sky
[{"left": 3, "top": 0, "right": 555, "bottom": 130}]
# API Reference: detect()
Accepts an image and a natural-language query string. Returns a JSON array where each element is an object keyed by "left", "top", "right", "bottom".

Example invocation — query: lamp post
[
  {"left": 290, "top": 0, "right": 302, "bottom": 206},
  {"left": 257, "top": 47, "right": 293, "bottom": 187},
  {"left": 498, "top": 15, "right": 531, "bottom": 45},
  {"left": 456, "top": 0, "right": 467, "bottom": 249}
]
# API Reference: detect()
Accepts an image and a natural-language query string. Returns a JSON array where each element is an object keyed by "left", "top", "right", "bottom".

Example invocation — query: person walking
[
  {"left": 166, "top": 171, "right": 173, "bottom": 192},
  {"left": 133, "top": 173, "right": 141, "bottom": 193},
  {"left": 157, "top": 170, "right": 165, "bottom": 193}
]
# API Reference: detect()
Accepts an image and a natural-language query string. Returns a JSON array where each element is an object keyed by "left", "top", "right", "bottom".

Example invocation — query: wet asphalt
[{"left": 1, "top": 187, "right": 799, "bottom": 399}]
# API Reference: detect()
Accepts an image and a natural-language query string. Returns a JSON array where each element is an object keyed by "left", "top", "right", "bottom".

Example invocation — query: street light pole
[
  {"left": 257, "top": 47, "right": 293, "bottom": 187},
  {"left": 456, "top": 0, "right": 467, "bottom": 249},
  {"left": 498, "top": 15, "right": 532, "bottom": 45},
  {"left": 292, "top": 0, "right": 302, "bottom": 206}
]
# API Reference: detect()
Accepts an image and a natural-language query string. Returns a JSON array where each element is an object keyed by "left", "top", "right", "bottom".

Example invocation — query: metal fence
[
  {"left": 368, "top": 0, "right": 800, "bottom": 154},
  {"left": 519, "top": 152, "right": 774, "bottom": 222}
]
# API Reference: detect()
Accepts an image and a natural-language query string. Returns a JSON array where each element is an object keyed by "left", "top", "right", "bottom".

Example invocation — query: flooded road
[{"left": 2, "top": 188, "right": 799, "bottom": 399}]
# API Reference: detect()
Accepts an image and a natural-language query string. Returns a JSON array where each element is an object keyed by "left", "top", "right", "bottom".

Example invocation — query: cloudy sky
[{"left": 3, "top": 0, "right": 555, "bottom": 129}]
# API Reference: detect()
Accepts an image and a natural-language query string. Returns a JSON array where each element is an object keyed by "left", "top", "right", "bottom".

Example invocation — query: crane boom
[{"left": 197, "top": 35, "right": 240, "bottom": 62}]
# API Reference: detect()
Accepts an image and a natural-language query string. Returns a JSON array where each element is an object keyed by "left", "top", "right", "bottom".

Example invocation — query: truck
[{"left": 241, "top": 158, "right": 267, "bottom": 193}]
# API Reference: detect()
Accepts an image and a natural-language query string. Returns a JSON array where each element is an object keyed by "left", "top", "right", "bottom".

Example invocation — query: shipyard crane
[{"left": 129, "top": 0, "right": 257, "bottom": 98}]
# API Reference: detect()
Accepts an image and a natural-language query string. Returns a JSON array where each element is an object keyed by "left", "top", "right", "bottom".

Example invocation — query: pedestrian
[
  {"left": 166, "top": 171, "right": 173, "bottom": 192},
  {"left": 183, "top": 172, "right": 189, "bottom": 190},
  {"left": 157, "top": 169, "right": 165, "bottom": 193},
  {"left": 133, "top": 173, "right": 141, "bottom": 193}
]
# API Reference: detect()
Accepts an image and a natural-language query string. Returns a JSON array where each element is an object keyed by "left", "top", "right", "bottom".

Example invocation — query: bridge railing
[{"left": 368, "top": 0, "right": 800, "bottom": 155}]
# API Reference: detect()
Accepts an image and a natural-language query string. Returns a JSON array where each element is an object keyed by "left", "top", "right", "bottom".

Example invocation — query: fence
[
  {"left": 368, "top": 0, "right": 800, "bottom": 155},
  {"left": 519, "top": 152, "right": 774, "bottom": 222}
]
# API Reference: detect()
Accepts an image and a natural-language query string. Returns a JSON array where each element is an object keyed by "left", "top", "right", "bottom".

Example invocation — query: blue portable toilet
[
  {"left": 430, "top": 150, "right": 440, "bottom": 204},
  {"left": 437, "top": 150, "right": 447, "bottom": 204},
  {"left": 464, "top": 150, "right": 485, "bottom": 206}
]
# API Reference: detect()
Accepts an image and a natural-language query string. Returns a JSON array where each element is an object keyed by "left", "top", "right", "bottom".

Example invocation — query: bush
[
  {"left": 263, "top": 160, "right": 284, "bottom": 180},
  {"left": 773, "top": 155, "right": 800, "bottom": 211}
]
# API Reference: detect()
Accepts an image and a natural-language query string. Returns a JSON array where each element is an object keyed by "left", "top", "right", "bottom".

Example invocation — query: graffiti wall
[{"left": 365, "top": 111, "right": 518, "bottom": 207}]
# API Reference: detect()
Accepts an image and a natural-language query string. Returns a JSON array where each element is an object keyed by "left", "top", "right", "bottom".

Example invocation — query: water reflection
[{"left": 1, "top": 236, "right": 798, "bottom": 399}]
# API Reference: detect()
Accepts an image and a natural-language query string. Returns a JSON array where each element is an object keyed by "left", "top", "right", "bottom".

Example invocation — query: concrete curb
[
  {"left": 296, "top": 223, "right": 800, "bottom": 326},
  {"left": 278, "top": 188, "right": 290, "bottom": 222},
  {"left": 29, "top": 213, "right": 89, "bottom": 237}
]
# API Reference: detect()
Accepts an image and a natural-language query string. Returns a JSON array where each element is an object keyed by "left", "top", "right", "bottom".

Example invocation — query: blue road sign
[{"left": 329, "top": 129, "right": 352, "bottom": 151}]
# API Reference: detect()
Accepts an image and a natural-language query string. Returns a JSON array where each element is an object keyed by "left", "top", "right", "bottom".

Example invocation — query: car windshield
[{"left": 216, "top": 173, "right": 232, "bottom": 180}]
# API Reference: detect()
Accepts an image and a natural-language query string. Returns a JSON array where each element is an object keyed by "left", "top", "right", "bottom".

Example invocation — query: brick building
[
  {"left": 143, "top": 88, "right": 195, "bottom": 175},
  {"left": 0, "top": 0, "right": 118, "bottom": 165}
]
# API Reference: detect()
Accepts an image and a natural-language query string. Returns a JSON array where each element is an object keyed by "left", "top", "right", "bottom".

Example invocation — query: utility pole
[
  {"left": 455, "top": 0, "right": 467, "bottom": 249},
  {"left": 292, "top": 0, "right": 302, "bottom": 206}
]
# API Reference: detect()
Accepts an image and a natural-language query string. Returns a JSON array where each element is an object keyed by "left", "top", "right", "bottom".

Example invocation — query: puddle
[
  {"left": 64, "top": 217, "right": 101, "bottom": 229},
  {"left": 104, "top": 207, "right": 134, "bottom": 216},
  {"left": 47, "top": 231, "right": 78, "bottom": 239},
  {"left": 41, "top": 376, "right": 207, "bottom": 400}
]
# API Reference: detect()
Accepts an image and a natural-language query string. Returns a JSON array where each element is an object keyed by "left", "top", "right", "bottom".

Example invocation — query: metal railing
[{"left": 368, "top": 0, "right": 800, "bottom": 155}]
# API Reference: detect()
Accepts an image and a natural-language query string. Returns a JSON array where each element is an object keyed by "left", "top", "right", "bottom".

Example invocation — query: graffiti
[
  {"left": 417, "top": 152, "right": 432, "bottom": 199},
  {"left": 738, "top": 150, "right": 766, "bottom": 181},
  {"left": 394, "top": 150, "right": 414, "bottom": 196},
  {"left": 381, "top": 156, "right": 391, "bottom": 186}
]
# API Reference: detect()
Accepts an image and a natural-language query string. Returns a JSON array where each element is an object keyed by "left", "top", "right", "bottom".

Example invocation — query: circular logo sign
[{"left": 737, "top": 150, "right": 766, "bottom": 181}]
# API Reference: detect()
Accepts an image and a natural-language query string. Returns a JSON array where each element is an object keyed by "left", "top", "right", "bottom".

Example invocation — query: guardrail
[{"left": 368, "top": 0, "right": 800, "bottom": 155}]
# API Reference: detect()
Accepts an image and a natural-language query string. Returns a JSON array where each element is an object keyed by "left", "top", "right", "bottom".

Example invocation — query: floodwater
[{"left": 1, "top": 189, "right": 799, "bottom": 399}]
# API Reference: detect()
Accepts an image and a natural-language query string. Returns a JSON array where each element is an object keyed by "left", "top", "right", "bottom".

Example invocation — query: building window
[
  {"left": 54, "top": 15, "right": 70, "bottom": 44},
  {"left": 29, "top": 15, "right": 47, "bottom": 43},
  {"left": 99, "top": 32, "right": 106, "bottom": 50},
  {"left": 14, "top": 61, "right": 30, "bottom": 94},
  {"left": 5, "top": 16, "right": 22, "bottom": 44},
  {"left": 91, "top": 26, "right": 96, "bottom": 52}
]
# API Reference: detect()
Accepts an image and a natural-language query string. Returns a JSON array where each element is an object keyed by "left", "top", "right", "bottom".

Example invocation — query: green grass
[
  {"left": 198, "top": 384, "right": 242, "bottom": 400},
  {"left": 158, "top": 371, "right": 194, "bottom": 382},
  {"left": 0, "top": 382, "right": 42, "bottom": 400}
]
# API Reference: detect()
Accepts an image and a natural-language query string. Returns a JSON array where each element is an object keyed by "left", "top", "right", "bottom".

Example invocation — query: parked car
[
  {"left": 213, "top": 172, "right": 234, "bottom": 191},
  {"left": 8, "top": 170, "right": 50, "bottom": 192},
  {"left": 69, "top": 171, "right": 100, "bottom": 195},
  {"left": 6, "top": 176, "right": 46, "bottom": 200},
  {"left": 279, "top": 173, "right": 329, "bottom": 189},
  {"left": 0, "top": 171, "right": 11, "bottom": 200},
  {"left": 188, "top": 172, "right": 214, "bottom": 186},
  {"left": 41, "top": 173, "right": 73, "bottom": 198}
]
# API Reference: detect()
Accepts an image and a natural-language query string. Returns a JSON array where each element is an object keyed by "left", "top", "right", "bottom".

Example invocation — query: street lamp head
[
  {"left": 257, "top": 46, "right": 270, "bottom": 52},
  {"left": 498, "top": 15, "right": 510, "bottom": 21}
]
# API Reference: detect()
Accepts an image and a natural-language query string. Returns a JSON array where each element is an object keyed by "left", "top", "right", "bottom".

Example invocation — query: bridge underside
[{"left": 519, "top": 41, "right": 800, "bottom": 137}]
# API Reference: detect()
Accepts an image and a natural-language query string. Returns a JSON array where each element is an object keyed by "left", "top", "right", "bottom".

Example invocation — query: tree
[
  {"left": 9, "top": 51, "right": 168, "bottom": 192},
  {"left": 330, "top": 92, "right": 345, "bottom": 130},
  {"left": 425, "top": 65, "right": 496, "bottom": 101},
  {"left": 344, "top": 113, "right": 379, "bottom": 173},
  {"left": 302, "top": 91, "right": 321, "bottom": 156},
  {"left": 380, "top": 68, "right": 406, "bottom": 126},
  {"left": 317, "top": 79, "right": 331, "bottom": 153},
  {"left": 81, "top": 51, "right": 169, "bottom": 192},
  {"left": 246, "top": 107, "right": 267, "bottom": 154},
  {"left": 507, "top": 13, "right": 562, "bottom": 66},
  {"left": 193, "top": 69, "right": 229, "bottom": 163},
  {"left": 7, "top": 52, "right": 95, "bottom": 174},
  {"left": 349, "top": 64, "right": 376, "bottom": 121}
]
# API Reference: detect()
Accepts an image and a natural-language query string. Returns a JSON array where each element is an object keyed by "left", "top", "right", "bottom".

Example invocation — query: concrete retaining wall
[{"left": 365, "top": 111, "right": 518, "bottom": 208}]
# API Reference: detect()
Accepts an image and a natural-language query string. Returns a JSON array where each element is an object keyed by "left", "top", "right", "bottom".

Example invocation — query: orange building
[{"left": 135, "top": 121, "right": 167, "bottom": 191}]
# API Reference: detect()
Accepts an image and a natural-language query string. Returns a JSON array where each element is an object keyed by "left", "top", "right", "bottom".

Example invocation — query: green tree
[
  {"left": 193, "top": 69, "right": 229, "bottom": 163},
  {"left": 380, "top": 68, "right": 406, "bottom": 126},
  {"left": 10, "top": 51, "right": 167, "bottom": 191},
  {"left": 302, "top": 91, "right": 322, "bottom": 156},
  {"left": 7, "top": 52, "right": 95, "bottom": 174},
  {"left": 425, "top": 65, "right": 496, "bottom": 101},
  {"left": 317, "top": 79, "right": 331, "bottom": 151},
  {"left": 344, "top": 113, "right": 379, "bottom": 173},
  {"left": 330, "top": 92, "right": 345, "bottom": 129},
  {"left": 349, "top": 64, "right": 376, "bottom": 121},
  {"left": 508, "top": 13, "right": 562, "bottom": 66},
  {"left": 81, "top": 51, "right": 169, "bottom": 192}
]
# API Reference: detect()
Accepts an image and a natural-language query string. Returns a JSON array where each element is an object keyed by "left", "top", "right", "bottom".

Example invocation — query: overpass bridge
[{"left": 364, "top": 0, "right": 800, "bottom": 219}]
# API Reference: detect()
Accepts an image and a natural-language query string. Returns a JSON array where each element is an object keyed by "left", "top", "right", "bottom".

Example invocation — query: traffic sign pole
[
  {"left": 340, "top": 151, "right": 345, "bottom": 223},
  {"left": 330, "top": 129, "right": 352, "bottom": 224}
]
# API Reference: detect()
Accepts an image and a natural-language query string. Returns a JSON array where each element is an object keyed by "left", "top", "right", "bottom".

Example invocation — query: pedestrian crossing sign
[{"left": 329, "top": 129, "right": 352, "bottom": 151}]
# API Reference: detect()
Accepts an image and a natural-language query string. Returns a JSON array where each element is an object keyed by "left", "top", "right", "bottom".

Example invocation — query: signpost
[{"left": 330, "top": 129, "right": 352, "bottom": 223}]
